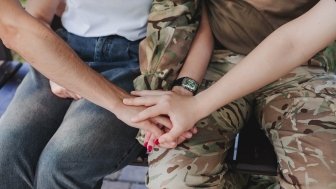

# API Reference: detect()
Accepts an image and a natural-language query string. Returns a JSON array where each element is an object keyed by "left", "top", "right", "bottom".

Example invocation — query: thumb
[{"left": 158, "top": 126, "right": 185, "bottom": 147}]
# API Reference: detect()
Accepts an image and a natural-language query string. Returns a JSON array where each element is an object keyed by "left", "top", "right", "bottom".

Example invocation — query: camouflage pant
[{"left": 145, "top": 48, "right": 336, "bottom": 189}]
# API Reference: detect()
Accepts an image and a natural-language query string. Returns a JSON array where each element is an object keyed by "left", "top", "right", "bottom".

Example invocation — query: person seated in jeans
[
  {"left": 0, "top": 0, "right": 166, "bottom": 188},
  {"left": 0, "top": 0, "right": 204, "bottom": 188}
]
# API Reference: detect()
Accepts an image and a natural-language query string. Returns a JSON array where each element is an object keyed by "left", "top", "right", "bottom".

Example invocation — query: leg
[
  {"left": 146, "top": 50, "right": 252, "bottom": 188},
  {"left": 0, "top": 69, "right": 71, "bottom": 189},
  {"left": 35, "top": 98, "right": 144, "bottom": 189},
  {"left": 256, "top": 66, "right": 336, "bottom": 189},
  {"left": 35, "top": 61, "right": 144, "bottom": 189}
]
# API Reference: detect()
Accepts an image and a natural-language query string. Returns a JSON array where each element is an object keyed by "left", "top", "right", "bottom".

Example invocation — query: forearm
[
  {"left": 177, "top": 3, "right": 213, "bottom": 83},
  {"left": 0, "top": 1, "right": 127, "bottom": 112},
  {"left": 196, "top": 0, "right": 336, "bottom": 119}
]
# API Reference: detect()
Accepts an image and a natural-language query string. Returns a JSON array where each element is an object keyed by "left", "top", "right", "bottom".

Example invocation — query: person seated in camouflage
[
  {"left": 126, "top": 0, "right": 336, "bottom": 188},
  {"left": 0, "top": 0, "right": 203, "bottom": 188}
]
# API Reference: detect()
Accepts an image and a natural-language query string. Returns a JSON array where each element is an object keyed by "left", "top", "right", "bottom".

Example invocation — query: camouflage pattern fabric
[
  {"left": 134, "top": 0, "right": 200, "bottom": 148},
  {"left": 303, "top": 42, "right": 336, "bottom": 74},
  {"left": 146, "top": 45, "right": 336, "bottom": 188},
  {"left": 134, "top": 0, "right": 336, "bottom": 187},
  {"left": 255, "top": 42, "right": 336, "bottom": 189},
  {"left": 146, "top": 50, "right": 253, "bottom": 188},
  {"left": 133, "top": 0, "right": 200, "bottom": 91}
]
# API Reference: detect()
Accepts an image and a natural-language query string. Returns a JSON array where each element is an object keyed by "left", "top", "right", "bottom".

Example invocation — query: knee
[{"left": 36, "top": 142, "right": 75, "bottom": 180}]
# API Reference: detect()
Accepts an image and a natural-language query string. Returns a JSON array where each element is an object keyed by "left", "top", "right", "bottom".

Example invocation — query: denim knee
[{"left": 35, "top": 142, "right": 81, "bottom": 188}]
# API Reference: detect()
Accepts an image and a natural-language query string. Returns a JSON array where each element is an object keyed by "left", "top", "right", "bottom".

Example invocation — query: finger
[
  {"left": 181, "top": 131, "right": 193, "bottom": 139},
  {"left": 158, "top": 126, "right": 185, "bottom": 145},
  {"left": 157, "top": 135, "right": 178, "bottom": 148},
  {"left": 160, "top": 141, "right": 177, "bottom": 149},
  {"left": 151, "top": 116, "right": 172, "bottom": 129},
  {"left": 177, "top": 136, "right": 187, "bottom": 145},
  {"left": 146, "top": 134, "right": 156, "bottom": 153},
  {"left": 144, "top": 131, "right": 151, "bottom": 148},
  {"left": 68, "top": 91, "right": 81, "bottom": 100},
  {"left": 159, "top": 132, "right": 188, "bottom": 148},
  {"left": 131, "top": 90, "right": 171, "bottom": 96},
  {"left": 123, "top": 96, "right": 159, "bottom": 107},
  {"left": 132, "top": 105, "right": 166, "bottom": 122},
  {"left": 69, "top": 91, "right": 82, "bottom": 100},
  {"left": 139, "top": 121, "right": 164, "bottom": 140},
  {"left": 158, "top": 141, "right": 176, "bottom": 149},
  {"left": 53, "top": 91, "right": 69, "bottom": 99},
  {"left": 191, "top": 127, "right": 198, "bottom": 134},
  {"left": 75, "top": 94, "right": 82, "bottom": 100}
]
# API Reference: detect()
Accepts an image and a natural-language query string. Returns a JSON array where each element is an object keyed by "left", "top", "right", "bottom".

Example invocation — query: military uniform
[{"left": 134, "top": 0, "right": 336, "bottom": 188}]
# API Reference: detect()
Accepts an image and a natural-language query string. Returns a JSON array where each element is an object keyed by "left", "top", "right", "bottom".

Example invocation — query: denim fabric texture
[{"left": 0, "top": 29, "right": 144, "bottom": 189}]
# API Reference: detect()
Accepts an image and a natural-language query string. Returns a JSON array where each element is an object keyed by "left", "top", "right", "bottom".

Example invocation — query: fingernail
[
  {"left": 147, "top": 145, "right": 153, "bottom": 153},
  {"left": 154, "top": 139, "right": 160, "bottom": 145},
  {"left": 144, "top": 142, "right": 148, "bottom": 148}
]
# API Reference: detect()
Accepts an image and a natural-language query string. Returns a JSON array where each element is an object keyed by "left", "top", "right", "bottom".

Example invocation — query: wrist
[
  {"left": 172, "top": 77, "right": 199, "bottom": 95},
  {"left": 194, "top": 91, "right": 212, "bottom": 119},
  {"left": 105, "top": 90, "right": 131, "bottom": 114},
  {"left": 172, "top": 86, "right": 193, "bottom": 96}
]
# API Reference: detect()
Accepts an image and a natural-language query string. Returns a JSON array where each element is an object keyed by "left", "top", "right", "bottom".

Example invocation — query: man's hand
[
  {"left": 123, "top": 90, "right": 201, "bottom": 148},
  {"left": 50, "top": 80, "right": 82, "bottom": 100}
]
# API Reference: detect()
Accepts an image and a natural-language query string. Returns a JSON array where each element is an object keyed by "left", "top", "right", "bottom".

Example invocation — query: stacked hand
[
  {"left": 50, "top": 81, "right": 199, "bottom": 149},
  {"left": 50, "top": 80, "right": 174, "bottom": 138},
  {"left": 123, "top": 86, "right": 201, "bottom": 149}
]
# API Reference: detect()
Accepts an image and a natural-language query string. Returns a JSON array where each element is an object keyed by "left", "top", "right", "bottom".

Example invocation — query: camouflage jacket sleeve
[
  {"left": 308, "top": 41, "right": 336, "bottom": 73},
  {"left": 133, "top": 0, "right": 200, "bottom": 91}
]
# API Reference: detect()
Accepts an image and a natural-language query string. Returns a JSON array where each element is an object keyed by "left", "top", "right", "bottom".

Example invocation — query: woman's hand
[
  {"left": 142, "top": 86, "right": 198, "bottom": 150},
  {"left": 123, "top": 90, "right": 201, "bottom": 148},
  {"left": 50, "top": 80, "right": 82, "bottom": 100},
  {"left": 113, "top": 102, "right": 173, "bottom": 141}
]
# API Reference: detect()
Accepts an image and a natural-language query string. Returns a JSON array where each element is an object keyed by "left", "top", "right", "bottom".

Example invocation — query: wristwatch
[{"left": 172, "top": 77, "right": 199, "bottom": 95}]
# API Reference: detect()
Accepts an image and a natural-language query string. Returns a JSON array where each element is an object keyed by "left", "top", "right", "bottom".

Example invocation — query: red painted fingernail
[
  {"left": 144, "top": 142, "right": 148, "bottom": 148},
  {"left": 154, "top": 139, "right": 160, "bottom": 145},
  {"left": 147, "top": 145, "right": 153, "bottom": 153}
]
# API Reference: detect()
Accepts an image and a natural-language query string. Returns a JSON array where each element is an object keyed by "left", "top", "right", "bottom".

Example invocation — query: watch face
[{"left": 182, "top": 78, "right": 198, "bottom": 91}]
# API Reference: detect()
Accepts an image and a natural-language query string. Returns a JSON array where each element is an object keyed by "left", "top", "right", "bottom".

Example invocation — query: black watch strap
[{"left": 172, "top": 77, "right": 199, "bottom": 95}]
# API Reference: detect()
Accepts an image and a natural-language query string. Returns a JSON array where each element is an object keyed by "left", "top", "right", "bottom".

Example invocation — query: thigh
[
  {"left": 147, "top": 50, "right": 252, "bottom": 188},
  {"left": 0, "top": 68, "right": 71, "bottom": 152},
  {"left": 36, "top": 63, "right": 143, "bottom": 185},
  {"left": 0, "top": 69, "right": 71, "bottom": 179},
  {"left": 147, "top": 103, "right": 251, "bottom": 189},
  {"left": 256, "top": 66, "right": 336, "bottom": 189},
  {"left": 37, "top": 98, "right": 143, "bottom": 185}
]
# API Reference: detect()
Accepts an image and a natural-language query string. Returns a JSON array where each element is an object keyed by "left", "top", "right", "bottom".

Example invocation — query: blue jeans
[{"left": 0, "top": 29, "right": 144, "bottom": 189}]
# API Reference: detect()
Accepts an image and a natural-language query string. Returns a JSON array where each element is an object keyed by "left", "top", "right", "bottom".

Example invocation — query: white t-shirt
[{"left": 61, "top": 0, "right": 152, "bottom": 41}]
